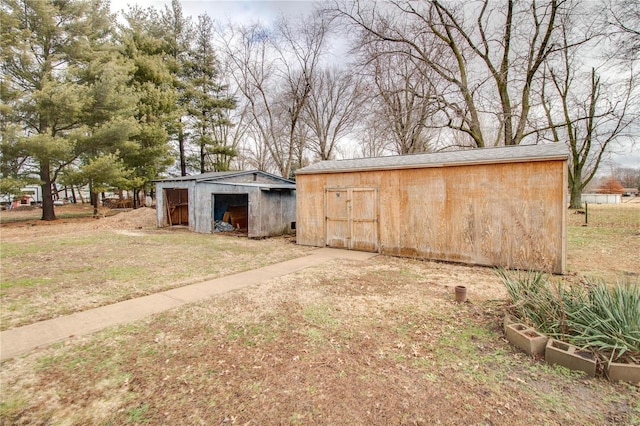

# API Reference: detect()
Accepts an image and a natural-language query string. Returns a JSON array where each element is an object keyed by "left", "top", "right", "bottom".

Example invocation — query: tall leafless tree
[
  {"left": 353, "top": 103, "right": 394, "bottom": 158},
  {"left": 274, "top": 14, "right": 328, "bottom": 177},
  {"left": 540, "top": 18, "right": 638, "bottom": 208},
  {"left": 603, "top": 0, "right": 640, "bottom": 61},
  {"left": 363, "top": 49, "right": 439, "bottom": 154},
  {"left": 332, "top": 0, "right": 565, "bottom": 148},
  {"left": 220, "top": 13, "right": 327, "bottom": 178},
  {"left": 221, "top": 23, "right": 285, "bottom": 175},
  {"left": 303, "top": 67, "right": 363, "bottom": 161}
]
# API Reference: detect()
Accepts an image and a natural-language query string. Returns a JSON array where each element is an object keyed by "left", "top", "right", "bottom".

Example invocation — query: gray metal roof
[
  {"left": 155, "top": 170, "right": 294, "bottom": 184},
  {"left": 295, "top": 143, "right": 568, "bottom": 175},
  {"left": 213, "top": 182, "right": 296, "bottom": 190}
]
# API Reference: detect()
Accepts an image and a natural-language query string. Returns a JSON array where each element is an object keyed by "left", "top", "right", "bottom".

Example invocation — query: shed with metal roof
[
  {"left": 295, "top": 144, "right": 568, "bottom": 273},
  {"left": 155, "top": 170, "right": 296, "bottom": 238}
]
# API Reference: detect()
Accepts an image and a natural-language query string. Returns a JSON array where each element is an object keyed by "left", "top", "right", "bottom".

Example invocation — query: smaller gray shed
[{"left": 155, "top": 170, "right": 296, "bottom": 238}]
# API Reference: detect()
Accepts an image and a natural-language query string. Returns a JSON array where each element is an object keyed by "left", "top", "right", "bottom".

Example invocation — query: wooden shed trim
[
  {"left": 295, "top": 143, "right": 568, "bottom": 175},
  {"left": 295, "top": 155, "right": 567, "bottom": 175}
]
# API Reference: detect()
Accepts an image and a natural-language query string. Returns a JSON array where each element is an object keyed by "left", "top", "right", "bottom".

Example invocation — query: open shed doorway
[
  {"left": 212, "top": 193, "right": 249, "bottom": 231},
  {"left": 163, "top": 188, "right": 189, "bottom": 226}
]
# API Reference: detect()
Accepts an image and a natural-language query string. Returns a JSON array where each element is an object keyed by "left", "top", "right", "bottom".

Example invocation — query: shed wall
[
  {"left": 156, "top": 181, "right": 196, "bottom": 231},
  {"left": 296, "top": 160, "right": 567, "bottom": 273},
  {"left": 254, "top": 190, "right": 297, "bottom": 238},
  {"left": 193, "top": 183, "right": 257, "bottom": 234},
  {"left": 156, "top": 182, "right": 296, "bottom": 238}
]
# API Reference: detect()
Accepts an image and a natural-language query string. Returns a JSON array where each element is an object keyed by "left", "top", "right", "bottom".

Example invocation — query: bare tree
[
  {"left": 363, "top": 50, "right": 438, "bottom": 154},
  {"left": 332, "top": 0, "right": 565, "bottom": 148},
  {"left": 603, "top": 0, "right": 640, "bottom": 61},
  {"left": 236, "top": 119, "right": 275, "bottom": 174},
  {"left": 353, "top": 104, "right": 394, "bottom": 158},
  {"left": 220, "top": 13, "right": 327, "bottom": 178},
  {"left": 541, "top": 20, "right": 638, "bottom": 208},
  {"left": 303, "top": 67, "right": 363, "bottom": 161},
  {"left": 274, "top": 13, "right": 328, "bottom": 176},
  {"left": 221, "top": 23, "right": 285, "bottom": 174},
  {"left": 613, "top": 166, "right": 640, "bottom": 189}
]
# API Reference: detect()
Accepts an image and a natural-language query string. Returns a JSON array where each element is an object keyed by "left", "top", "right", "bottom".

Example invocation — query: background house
[
  {"left": 295, "top": 144, "right": 568, "bottom": 273},
  {"left": 155, "top": 171, "right": 296, "bottom": 238}
]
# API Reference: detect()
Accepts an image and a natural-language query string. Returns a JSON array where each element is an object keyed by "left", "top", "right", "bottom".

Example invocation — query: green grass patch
[
  {"left": 568, "top": 225, "right": 631, "bottom": 249},
  {"left": 572, "top": 204, "right": 640, "bottom": 228},
  {"left": 227, "top": 322, "right": 279, "bottom": 347},
  {"left": 104, "top": 265, "right": 149, "bottom": 281},
  {"left": 0, "top": 277, "right": 52, "bottom": 290},
  {"left": 0, "top": 393, "right": 30, "bottom": 422},
  {"left": 127, "top": 403, "right": 150, "bottom": 423},
  {"left": 302, "top": 304, "right": 339, "bottom": 328}
]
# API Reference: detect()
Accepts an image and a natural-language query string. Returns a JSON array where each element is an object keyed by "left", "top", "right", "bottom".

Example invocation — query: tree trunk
[
  {"left": 76, "top": 185, "right": 86, "bottom": 203},
  {"left": 91, "top": 193, "right": 99, "bottom": 217},
  {"left": 179, "top": 118, "right": 187, "bottom": 176},
  {"left": 40, "top": 161, "right": 56, "bottom": 221},
  {"left": 569, "top": 187, "right": 582, "bottom": 209},
  {"left": 89, "top": 183, "right": 98, "bottom": 216},
  {"left": 569, "top": 172, "right": 583, "bottom": 209},
  {"left": 200, "top": 144, "right": 206, "bottom": 174},
  {"left": 133, "top": 189, "right": 140, "bottom": 209}
]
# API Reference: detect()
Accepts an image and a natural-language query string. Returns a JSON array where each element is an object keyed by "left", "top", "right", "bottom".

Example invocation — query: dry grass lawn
[
  {"left": 0, "top": 207, "right": 314, "bottom": 330},
  {"left": 566, "top": 201, "right": 640, "bottom": 282},
  {"left": 0, "top": 202, "right": 638, "bottom": 425}
]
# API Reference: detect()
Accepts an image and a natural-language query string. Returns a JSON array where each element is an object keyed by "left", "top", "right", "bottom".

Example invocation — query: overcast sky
[
  {"left": 110, "top": 0, "right": 317, "bottom": 25},
  {"left": 110, "top": 0, "right": 638, "bottom": 170}
]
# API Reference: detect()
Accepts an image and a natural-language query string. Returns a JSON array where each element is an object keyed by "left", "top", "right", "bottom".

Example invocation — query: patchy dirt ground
[
  {"left": 0, "top": 203, "right": 638, "bottom": 424},
  {"left": 0, "top": 207, "right": 314, "bottom": 330},
  {"left": 1, "top": 256, "right": 638, "bottom": 425},
  {"left": 0, "top": 205, "right": 158, "bottom": 235}
]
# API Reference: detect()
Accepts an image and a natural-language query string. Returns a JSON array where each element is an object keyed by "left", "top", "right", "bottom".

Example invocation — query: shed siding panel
[
  {"left": 296, "top": 160, "right": 566, "bottom": 273},
  {"left": 194, "top": 184, "right": 215, "bottom": 233},
  {"left": 255, "top": 191, "right": 296, "bottom": 238},
  {"left": 248, "top": 191, "right": 260, "bottom": 237},
  {"left": 325, "top": 189, "right": 349, "bottom": 248}
]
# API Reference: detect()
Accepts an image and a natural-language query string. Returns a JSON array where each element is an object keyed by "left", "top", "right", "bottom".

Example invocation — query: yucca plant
[
  {"left": 497, "top": 268, "right": 566, "bottom": 335},
  {"left": 564, "top": 280, "right": 640, "bottom": 362},
  {"left": 498, "top": 269, "right": 640, "bottom": 363}
]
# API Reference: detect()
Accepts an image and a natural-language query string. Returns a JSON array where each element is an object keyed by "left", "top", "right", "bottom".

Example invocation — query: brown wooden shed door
[
  {"left": 325, "top": 187, "right": 379, "bottom": 252},
  {"left": 164, "top": 188, "right": 189, "bottom": 226}
]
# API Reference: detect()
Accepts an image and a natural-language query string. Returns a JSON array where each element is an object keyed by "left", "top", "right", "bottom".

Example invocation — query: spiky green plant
[
  {"left": 497, "top": 269, "right": 640, "bottom": 362},
  {"left": 565, "top": 280, "right": 640, "bottom": 362},
  {"left": 497, "top": 268, "right": 565, "bottom": 334}
]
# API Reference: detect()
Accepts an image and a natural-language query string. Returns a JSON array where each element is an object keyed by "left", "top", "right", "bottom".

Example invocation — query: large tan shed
[{"left": 295, "top": 144, "right": 568, "bottom": 273}]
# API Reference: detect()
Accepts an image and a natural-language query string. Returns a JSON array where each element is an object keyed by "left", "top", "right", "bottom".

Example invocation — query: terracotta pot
[{"left": 454, "top": 285, "right": 467, "bottom": 303}]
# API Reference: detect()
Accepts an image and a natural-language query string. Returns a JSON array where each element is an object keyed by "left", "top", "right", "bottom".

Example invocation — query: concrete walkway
[{"left": 0, "top": 248, "right": 377, "bottom": 361}]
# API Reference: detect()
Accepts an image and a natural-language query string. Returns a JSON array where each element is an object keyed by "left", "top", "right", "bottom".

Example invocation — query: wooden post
[
  {"left": 164, "top": 190, "right": 172, "bottom": 226},
  {"left": 585, "top": 202, "right": 588, "bottom": 225}
]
